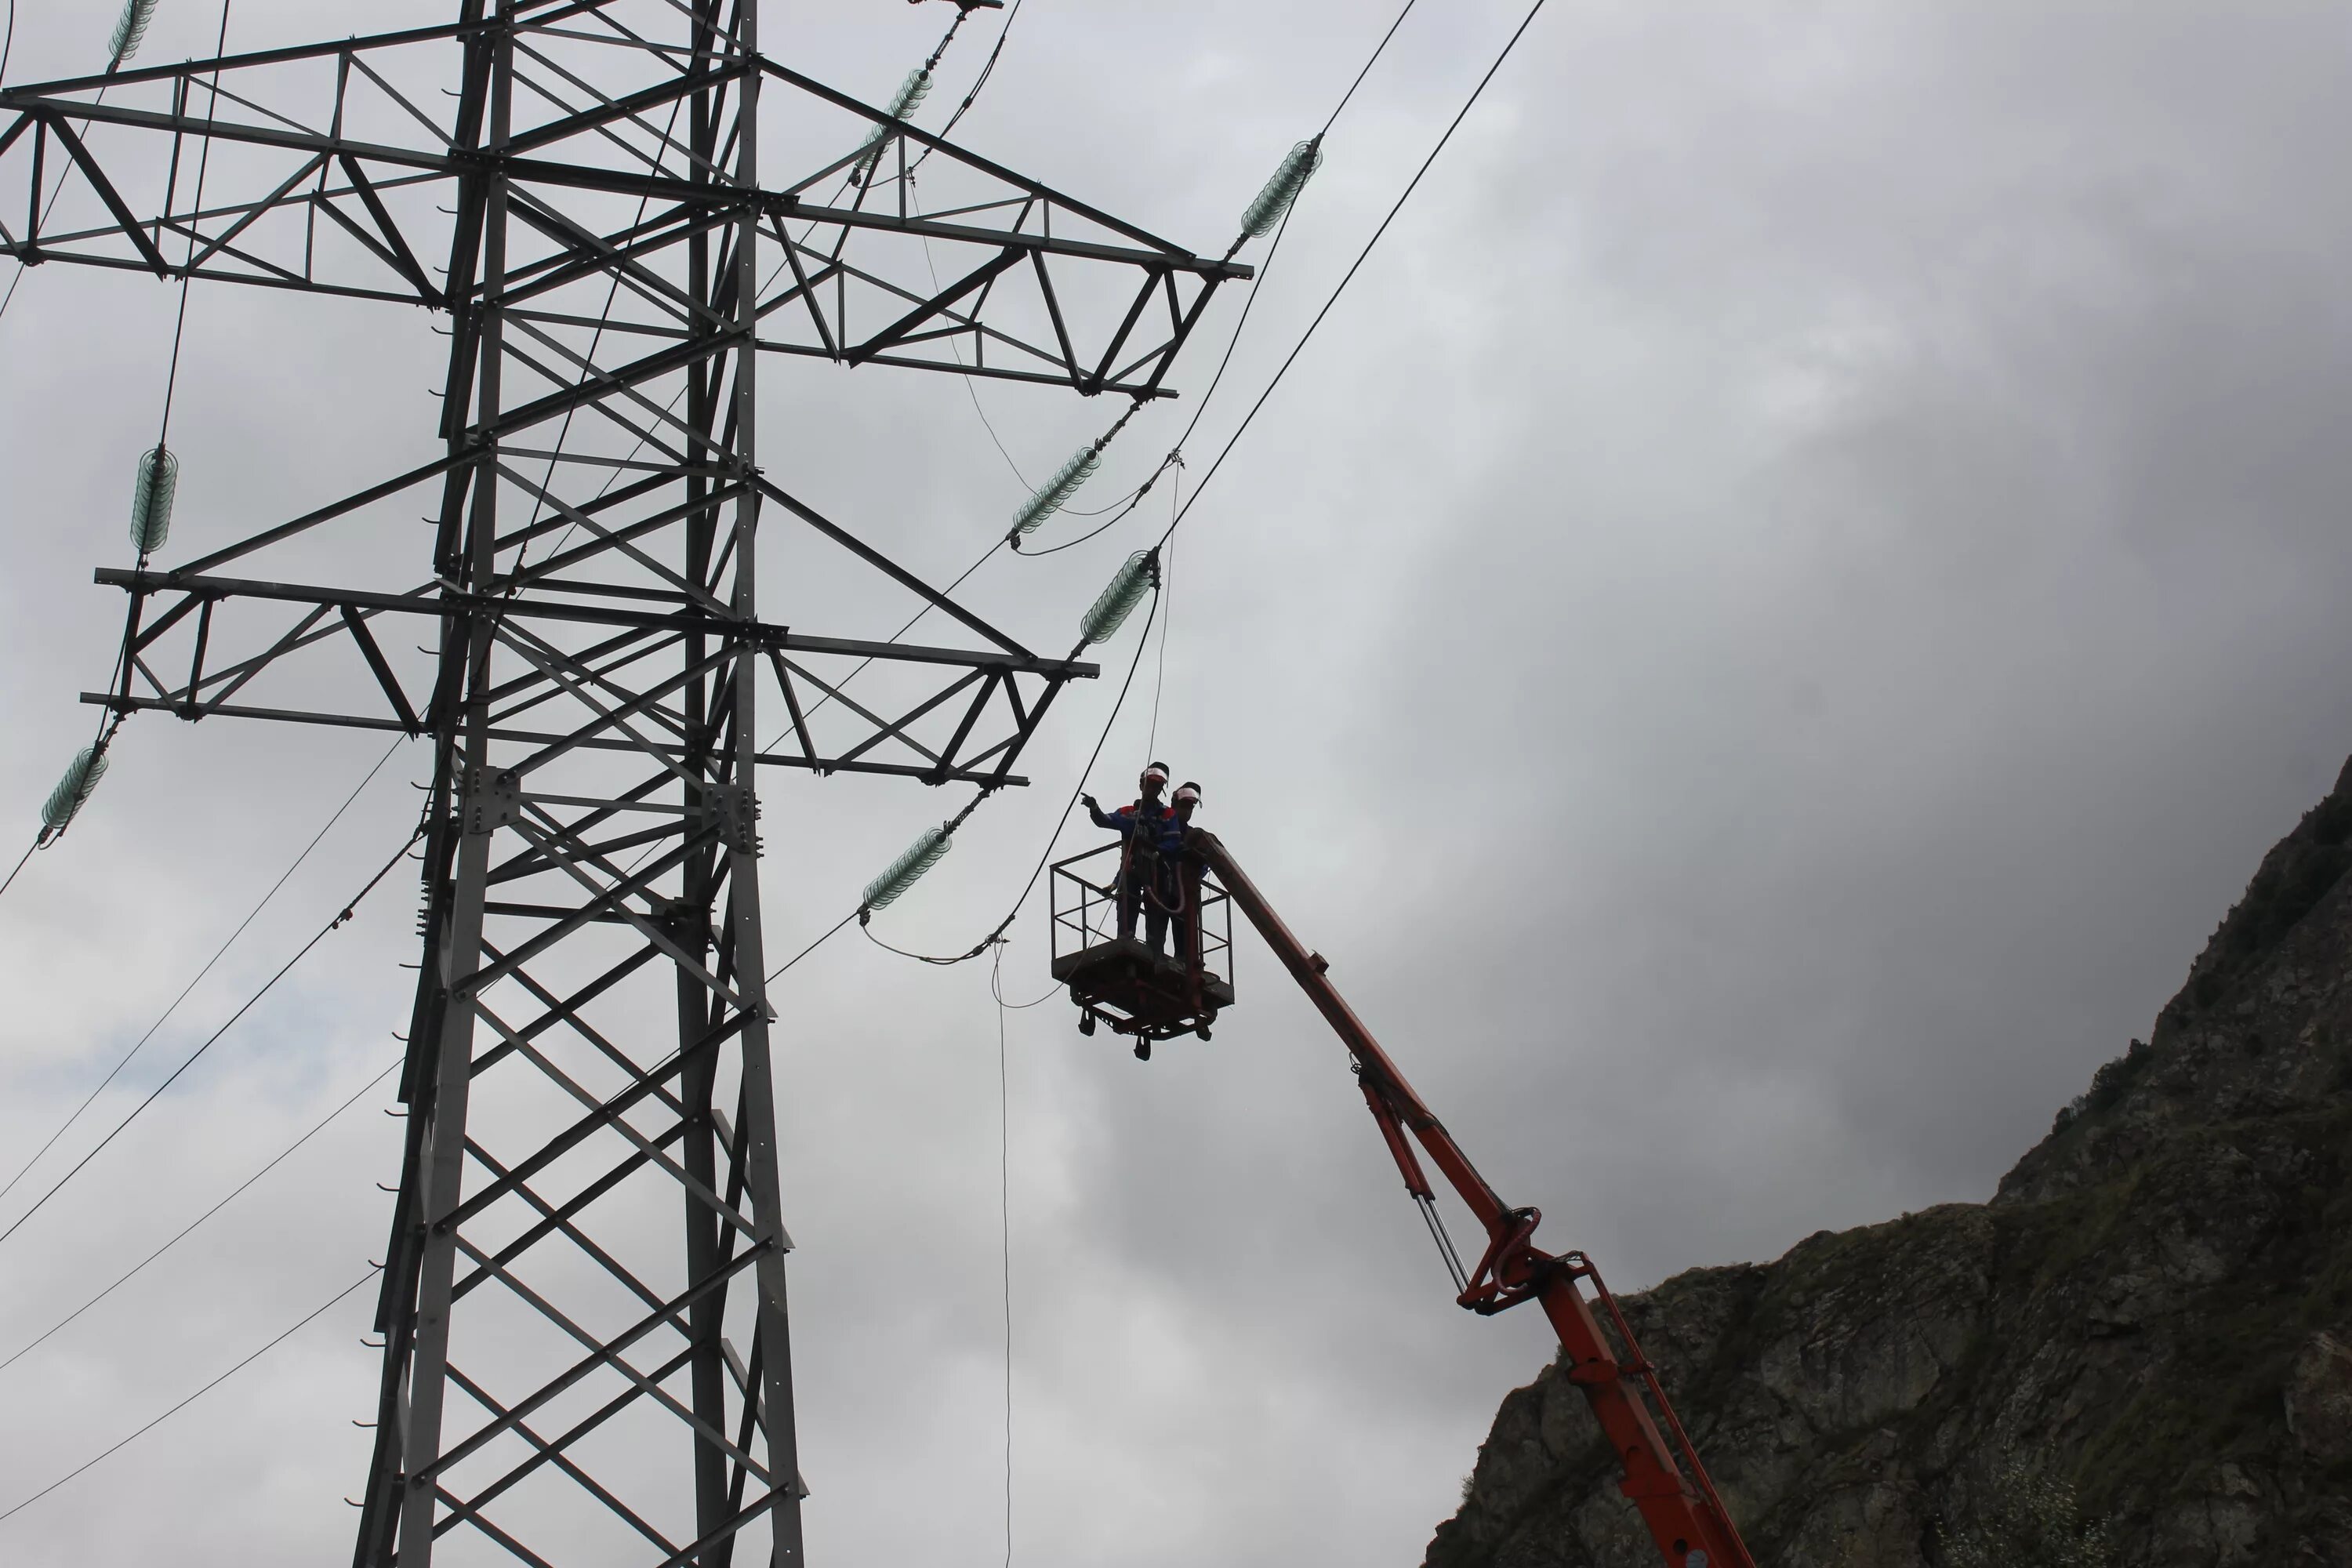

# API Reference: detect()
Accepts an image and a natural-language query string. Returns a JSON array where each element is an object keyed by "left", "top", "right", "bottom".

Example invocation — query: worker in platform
[
  {"left": 1167, "top": 781, "right": 1205, "bottom": 968},
  {"left": 1083, "top": 762, "right": 1174, "bottom": 950}
]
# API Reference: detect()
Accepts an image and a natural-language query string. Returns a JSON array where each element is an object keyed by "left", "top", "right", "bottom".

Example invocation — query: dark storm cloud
[{"left": 3, "top": 4, "right": 2350, "bottom": 1566}]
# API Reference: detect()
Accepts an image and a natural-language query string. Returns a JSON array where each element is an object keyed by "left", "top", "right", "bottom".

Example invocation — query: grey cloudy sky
[{"left": 2, "top": 2, "right": 2350, "bottom": 1565}]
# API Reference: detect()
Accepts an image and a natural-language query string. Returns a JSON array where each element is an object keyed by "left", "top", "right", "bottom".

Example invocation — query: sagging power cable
[
  {"left": 1000, "top": 0, "right": 1408, "bottom": 557},
  {"left": 669, "top": 2, "right": 1428, "bottom": 977},
  {"left": 855, "top": 581, "right": 1162, "bottom": 969},
  {"left": 1154, "top": 0, "right": 1552, "bottom": 559},
  {"left": 0, "top": 1055, "right": 400, "bottom": 1377},
  {"left": 771, "top": 573, "right": 1162, "bottom": 982},
  {"left": 0, "top": 735, "right": 407, "bottom": 1209},
  {"left": 840, "top": 2, "right": 1438, "bottom": 968},
  {"left": 0, "top": 1266, "right": 380, "bottom": 1527},
  {"left": 0, "top": 815, "right": 425, "bottom": 1248},
  {"left": 989, "top": 942, "right": 1061, "bottom": 1011}
]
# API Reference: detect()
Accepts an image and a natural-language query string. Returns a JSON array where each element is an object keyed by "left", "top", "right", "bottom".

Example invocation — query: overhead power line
[
  {"left": 855, "top": 584, "right": 1163, "bottom": 969},
  {"left": 770, "top": 580, "right": 1167, "bottom": 982},
  {"left": 1320, "top": 0, "right": 1421, "bottom": 136},
  {"left": 0, "top": 735, "right": 408, "bottom": 1210},
  {"left": 951, "top": 0, "right": 1421, "bottom": 558},
  {"left": 0, "top": 819, "right": 424, "bottom": 1248},
  {"left": 842, "top": 0, "right": 1450, "bottom": 970},
  {"left": 1156, "top": 0, "right": 1554, "bottom": 557},
  {"left": 0, "top": 1266, "right": 380, "bottom": 1527},
  {"left": 2, "top": 7, "right": 1252, "bottom": 1559},
  {"left": 0, "top": 1055, "right": 400, "bottom": 1378}
]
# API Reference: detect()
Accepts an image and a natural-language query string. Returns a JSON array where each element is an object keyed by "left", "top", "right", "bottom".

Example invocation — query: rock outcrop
[{"left": 1428, "top": 759, "right": 2352, "bottom": 1567}]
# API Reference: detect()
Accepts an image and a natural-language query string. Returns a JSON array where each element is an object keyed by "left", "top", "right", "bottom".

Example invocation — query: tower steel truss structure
[{"left": 0, "top": 3, "right": 1244, "bottom": 1563}]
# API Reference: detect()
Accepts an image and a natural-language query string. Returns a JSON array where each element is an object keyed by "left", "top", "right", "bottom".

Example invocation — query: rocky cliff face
[{"left": 1427, "top": 759, "right": 2352, "bottom": 1568}]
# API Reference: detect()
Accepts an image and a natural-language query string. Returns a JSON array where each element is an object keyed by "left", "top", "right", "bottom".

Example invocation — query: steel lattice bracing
[{"left": 0, "top": 3, "right": 1243, "bottom": 1563}]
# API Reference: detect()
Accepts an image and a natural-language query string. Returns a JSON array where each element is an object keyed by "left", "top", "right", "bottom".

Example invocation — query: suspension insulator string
[
  {"left": 14, "top": 0, "right": 234, "bottom": 892},
  {"left": 1078, "top": 549, "right": 1159, "bottom": 646},
  {"left": 0, "top": 0, "right": 174, "bottom": 330},
  {"left": 1229, "top": 136, "right": 1325, "bottom": 260},
  {"left": 853, "top": 586, "right": 1162, "bottom": 971},
  {"left": 38, "top": 747, "right": 111, "bottom": 843},
  {"left": 857, "top": 788, "right": 994, "bottom": 927},
  {"left": 129, "top": 446, "right": 179, "bottom": 556},
  {"left": 1007, "top": 400, "right": 1143, "bottom": 546},
  {"left": 862, "top": 822, "right": 956, "bottom": 913},
  {"left": 105, "top": 0, "right": 158, "bottom": 71},
  {"left": 851, "top": 1, "right": 978, "bottom": 188},
  {"left": 851, "top": 66, "right": 934, "bottom": 184}
]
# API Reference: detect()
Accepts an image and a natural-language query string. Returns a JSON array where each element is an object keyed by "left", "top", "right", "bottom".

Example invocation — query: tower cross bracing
[{"left": 0, "top": 3, "right": 1247, "bottom": 1563}]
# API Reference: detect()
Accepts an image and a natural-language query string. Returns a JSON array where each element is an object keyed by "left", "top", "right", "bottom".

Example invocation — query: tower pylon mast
[{"left": 0, "top": 3, "right": 1246, "bottom": 1563}]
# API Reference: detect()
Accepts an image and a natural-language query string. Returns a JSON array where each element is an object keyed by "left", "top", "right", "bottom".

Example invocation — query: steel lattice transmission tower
[{"left": 0, "top": 2, "right": 1243, "bottom": 1562}]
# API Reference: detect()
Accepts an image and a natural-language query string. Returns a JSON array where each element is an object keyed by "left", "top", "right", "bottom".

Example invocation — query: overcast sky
[{"left": 3, "top": 2, "right": 2350, "bottom": 1566}]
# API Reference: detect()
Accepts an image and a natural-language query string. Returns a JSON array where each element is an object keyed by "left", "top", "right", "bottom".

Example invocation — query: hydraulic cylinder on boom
[{"left": 1184, "top": 829, "right": 1756, "bottom": 1568}]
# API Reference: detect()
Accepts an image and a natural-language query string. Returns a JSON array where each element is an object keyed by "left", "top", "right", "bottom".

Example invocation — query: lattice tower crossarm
[{"left": 0, "top": 2, "right": 1246, "bottom": 1563}]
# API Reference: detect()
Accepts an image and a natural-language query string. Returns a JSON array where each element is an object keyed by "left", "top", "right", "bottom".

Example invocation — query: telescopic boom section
[{"left": 1185, "top": 830, "right": 1756, "bottom": 1568}]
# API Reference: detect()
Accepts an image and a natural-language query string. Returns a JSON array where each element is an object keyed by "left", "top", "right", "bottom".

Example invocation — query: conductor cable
[
  {"left": 857, "top": 585, "right": 1161, "bottom": 968},
  {"left": 0, "top": 735, "right": 408, "bottom": 1208},
  {"left": 0, "top": 817, "right": 425, "bottom": 1247},
  {"left": 1006, "top": 0, "right": 1401, "bottom": 556},
  {"left": 0, "top": 1055, "right": 400, "bottom": 1377},
  {"left": 1155, "top": 0, "right": 1552, "bottom": 557},
  {"left": 0, "top": 1266, "right": 381, "bottom": 1526}
]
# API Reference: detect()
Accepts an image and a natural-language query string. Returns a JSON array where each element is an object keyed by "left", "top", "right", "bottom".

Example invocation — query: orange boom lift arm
[{"left": 1187, "top": 829, "right": 1755, "bottom": 1568}]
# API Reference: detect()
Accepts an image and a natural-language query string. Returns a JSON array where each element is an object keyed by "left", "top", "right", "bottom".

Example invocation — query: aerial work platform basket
[{"left": 1049, "top": 840, "right": 1233, "bottom": 1049}]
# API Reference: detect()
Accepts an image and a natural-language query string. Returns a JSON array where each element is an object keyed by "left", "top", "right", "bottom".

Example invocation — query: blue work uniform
[{"left": 1090, "top": 798, "right": 1181, "bottom": 953}]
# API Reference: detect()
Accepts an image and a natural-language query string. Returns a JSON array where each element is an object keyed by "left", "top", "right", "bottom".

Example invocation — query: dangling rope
[
  {"left": 1145, "top": 470, "right": 1180, "bottom": 760},
  {"left": 153, "top": 8, "right": 227, "bottom": 456},
  {"left": 989, "top": 941, "right": 1017, "bottom": 1568},
  {"left": 139, "top": 0, "right": 232, "bottom": 557}
]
